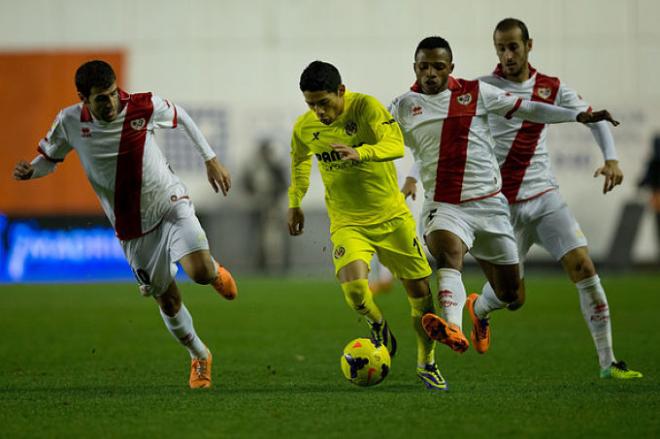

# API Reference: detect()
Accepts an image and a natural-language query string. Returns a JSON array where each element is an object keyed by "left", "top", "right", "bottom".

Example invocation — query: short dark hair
[
  {"left": 299, "top": 61, "right": 342, "bottom": 93},
  {"left": 415, "top": 36, "right": 453, "bottom": 61},
  {"left": 494, "top": 18, "right": 530, "bottom": 42},
  {"left": 75, "top": 60, "right": 116, "bottom": 97}
]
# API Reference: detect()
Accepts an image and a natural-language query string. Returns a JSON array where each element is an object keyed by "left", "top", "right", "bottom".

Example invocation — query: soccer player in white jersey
[
  {"left": 477, "top": 18, "right": 642, "bottom": 379},
  {"left": 389, "top": 37, "right": 619, "bottom": 356},
  {"left": 12, "top": 60, "right": 238, "bottom": 389}
]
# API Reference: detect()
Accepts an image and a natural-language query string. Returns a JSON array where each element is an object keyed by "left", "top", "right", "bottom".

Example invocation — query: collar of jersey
[
  {"left": 409, "top": 76, "right": 460, "bottom": 96},
  {"left": 493, "top": 63, "right": 538, "bottom": 81}
]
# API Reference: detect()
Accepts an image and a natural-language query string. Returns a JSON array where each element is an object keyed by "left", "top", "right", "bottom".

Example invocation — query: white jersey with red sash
[
  {"left": 390, "top": 77, "right": 526, "bottom": 204},
  {"left": 37, "top": 90, "right": 183, "bottom": 240},
  {"left": 479, "top": 65, "right": 591, "bottom": 203}
]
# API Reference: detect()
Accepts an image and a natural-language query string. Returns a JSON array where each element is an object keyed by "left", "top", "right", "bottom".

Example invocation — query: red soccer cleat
[
  {"left": 421, "top": 313, "right": 469, "bottom": 353},
  {"left": 466, "top": 293, "right": 491, "bottom": 354},
  {"left": 211, "top": 262, "right": 238, "bottom": 300},
  {"left": 189, "top": 350, "right": 212, "bottom": 389}
]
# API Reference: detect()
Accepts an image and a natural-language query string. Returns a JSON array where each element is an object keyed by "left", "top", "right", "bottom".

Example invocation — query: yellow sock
[
  {"left": 408, "top": 294, "right": 436, "bottom": 367},
  {"left": 341, "top": 279, "right": 383, "bottom": 324}
]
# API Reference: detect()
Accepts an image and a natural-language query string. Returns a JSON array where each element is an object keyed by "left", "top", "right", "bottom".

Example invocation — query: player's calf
[
  {"left": 179, "top": 250, "right": 217, "bottom": 285},
  {"left": 561, "top": 246, "right": 597, "bottom": 283},
  {"left": 506, "top": 281, "right": 526, "bottom": 311},
  {"left": 156, "top": 282, "right": 183, "bottom": 316},
  {"left": 188, "top": 260, "right": 218, "bottom": 285}
]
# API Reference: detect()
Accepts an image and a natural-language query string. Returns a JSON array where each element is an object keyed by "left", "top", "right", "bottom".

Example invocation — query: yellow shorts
[{"left": 330, "top": 213, "right": 432, "bottom": 280}]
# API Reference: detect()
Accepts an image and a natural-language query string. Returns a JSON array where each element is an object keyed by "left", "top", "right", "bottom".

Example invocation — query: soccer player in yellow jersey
[{"left": 288, "top": 61, "right": 466, "bottom": 391}]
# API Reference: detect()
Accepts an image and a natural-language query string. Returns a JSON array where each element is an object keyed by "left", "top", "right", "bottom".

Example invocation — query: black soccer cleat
[{"left": 369, "top": 320, "right": 397, "bottom": 358}]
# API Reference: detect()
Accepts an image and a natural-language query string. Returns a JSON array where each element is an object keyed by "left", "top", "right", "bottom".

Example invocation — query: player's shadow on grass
[
  {"left": 219, "top": 382, "right": 425, "bottom": 395},
  {"left": 0, "top": 382, "right": 431, "bottom": 396}
]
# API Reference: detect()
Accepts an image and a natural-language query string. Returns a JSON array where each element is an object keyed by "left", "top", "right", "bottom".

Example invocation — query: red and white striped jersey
[
  {"left": 479, "top": 65, "right": 590, "bottom": 203},
  {"left": 390, "top": 77, "right": 527, "bottom": 204},
  {"left": 37, "top": 90, "right": 195, "bottom": 240}
]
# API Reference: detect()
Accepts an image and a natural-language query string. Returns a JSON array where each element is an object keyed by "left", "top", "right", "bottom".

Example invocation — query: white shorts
[
  {"left": 120, "top": 199, "right": 210, "bottom": 297},
  {"left": 510, "top": 189, "right": 587, "bottom": 262},
  {"left": 422, "top": 193, "right": 519, "bottom": 265}
]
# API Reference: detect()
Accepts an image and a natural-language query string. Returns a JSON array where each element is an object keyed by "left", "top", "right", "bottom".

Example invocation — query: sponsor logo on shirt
[
  {"left": 457, "top": 93, "right": 473, "bottom": 105},
  {"left": 315, "top": 142, "right": 365, "bottom": 163},
  {"left": 536, "top": 87, "right": 552, "bottom": 100},
  {"left": 130, "top": 118, "right": 147, "bottom": 131},
  {"left": 411, "top": 105, "right": 423, "bottom": 116},
  {"left": 316, "top": 151, "right": 342, "bottom": 163},
  {"left": 312, "top": 132, "right": 320, "bottom": 141},
  {"left": 81, "top": 127, "right": 92, "bottom": 138},
  {"left": 344, "top": 121, "right": 358, "bottom": 136}
]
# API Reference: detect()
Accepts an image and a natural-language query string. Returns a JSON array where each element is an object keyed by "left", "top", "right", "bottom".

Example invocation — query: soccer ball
[{"left": 340, "top": 338, "right": 391, "bottom": 387}]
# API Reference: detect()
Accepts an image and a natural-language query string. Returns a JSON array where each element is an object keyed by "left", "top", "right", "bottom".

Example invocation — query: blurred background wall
[{"left": 1, "top": 0, "right": 659, "bottom": 280}]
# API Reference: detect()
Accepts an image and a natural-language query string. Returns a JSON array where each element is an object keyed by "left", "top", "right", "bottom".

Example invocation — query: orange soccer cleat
[
  {"left": 466, "top": 293, "right": 490, "bottom": 354},
  {"left": 421, "top": 313, "right": 469, "bottom": 353},
  {"left": 211, "top": 262, "right": 238, "bottom": 300},
  {"left": 189, "top": 350, "right": 213, "bottom": 389}
]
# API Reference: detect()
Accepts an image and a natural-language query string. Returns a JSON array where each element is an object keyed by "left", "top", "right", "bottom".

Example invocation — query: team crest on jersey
[
  {"left": 130, "top": 118, "right": 147, "bottom": 131},
  {"left": 536, "top": 87, "right": 552, "bottom": 100},
  {"left": 411, "top": 105, "right": 423, "bottom": 116},
  {"left": 456, "top": 93, "right": 473, "bottom": 105},
  {"left": 81, "top": 127, "right": 92, "bottom": 138},
  {"left": 344, "top": 121, "right": 358, "bottom": 136},
  {"left": 334, "top": 246, "right": 345, "bottom": 259}
]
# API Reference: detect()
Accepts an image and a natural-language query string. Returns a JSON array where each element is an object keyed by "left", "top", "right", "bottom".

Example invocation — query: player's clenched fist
[{"left": 13, "top": 160, "right": 34, "bottom": 180}]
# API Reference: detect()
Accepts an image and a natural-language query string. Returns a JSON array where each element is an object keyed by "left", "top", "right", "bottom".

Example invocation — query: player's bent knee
[
  {"left": 401, "top": 277, "right": 431, "bottom": 299},
  {"left": 563, "top": 248, "right": 597, "bottom": 282},
  {"left": 341, "top": 279, "right": 370, "bottom": 310},
  {"left": 572, "top": 258, "right": 597, "bottom": 281}
]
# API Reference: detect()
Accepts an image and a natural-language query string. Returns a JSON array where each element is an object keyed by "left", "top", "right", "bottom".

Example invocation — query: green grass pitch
[{"left": 0, "top": 274, "right": 658, "bottom": 438}]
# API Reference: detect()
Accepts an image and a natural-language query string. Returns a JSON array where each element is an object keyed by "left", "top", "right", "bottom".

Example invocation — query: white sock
[
  {"left": 576, "top": 275, "right": 615, "bottom": 369},
  {"left": 160, "top": 303, "right": 208, "bottom": 359},
  {"left": 474, "top": 282, "right": 507, "bottom": 319},
  {"left": 437, "top": 268, "right": 466, "bottom": 330}
]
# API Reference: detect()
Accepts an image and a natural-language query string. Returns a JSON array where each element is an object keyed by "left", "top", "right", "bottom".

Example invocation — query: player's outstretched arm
[
  {"left": 13, "top": 160, "right": 34, "bottom": 180},
  {"left": 205, "top": 158, "right": 231, "bottom": 196},
  {"left": 486, "top": 82, "right": 621, "bottom": 127},
  {"left": 593, "top": 160, "right": 624, "bottom": 194},
  {"left": 287, "top": 207, "right": 305, "bottom": 236},
  {"left": 577, "top": 110, "right": 620, "bottom": 126}
]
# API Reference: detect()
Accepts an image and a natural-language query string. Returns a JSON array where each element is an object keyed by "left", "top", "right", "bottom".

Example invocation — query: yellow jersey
[{"left": 288, "top": 91, "right": 409, "bottom": 232}]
